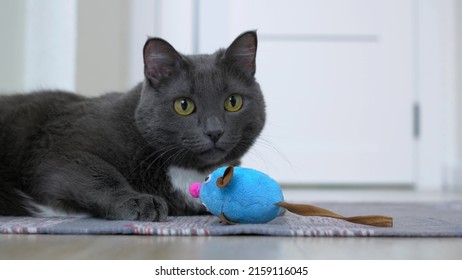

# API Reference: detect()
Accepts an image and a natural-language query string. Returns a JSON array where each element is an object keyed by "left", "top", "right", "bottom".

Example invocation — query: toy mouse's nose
[{"left": 189, "top": 182, "right": 201, "bottom": 198}]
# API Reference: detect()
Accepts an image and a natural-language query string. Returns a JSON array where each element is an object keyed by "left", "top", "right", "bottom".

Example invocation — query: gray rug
[{"left": 1, "top": 202, "right": 462, "bottom": 237}]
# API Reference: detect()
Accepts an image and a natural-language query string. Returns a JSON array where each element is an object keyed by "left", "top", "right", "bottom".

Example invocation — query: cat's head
[{"left": 135, "top": 31, "right": 265, "bottom": 170}]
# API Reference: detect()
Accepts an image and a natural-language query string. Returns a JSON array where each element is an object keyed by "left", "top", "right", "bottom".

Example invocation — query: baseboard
[{"left": 444, "top": 164, "right": 462, "bottom": 190}]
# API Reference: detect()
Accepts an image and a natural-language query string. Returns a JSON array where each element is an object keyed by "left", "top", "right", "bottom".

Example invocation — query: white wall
[
  {"left": 76, "top": 0, "right": 129, "bottom": 96},
  {"left": 419, "top": 0, "right": 462, "bottom": 190},
  {"left": 24, "top": 0, "right": 77, "bottom": 92},
  {"left": 126, "top": 0, "right": 196, "bottom": 88},
  {"left": 0, "top": 0, "right": 26, "bottom": 93},
  {"left": 127, "top": 0, "right": 157, "bottom": 88},
  {"left": 0, "top": 0, "right": 132, "bottom": 96},
  {"left": 454, "top": 0, "right": 462, "bottom": 189},
  {"left": 0, "top": 0, "right": 76, "bottom": 93}
]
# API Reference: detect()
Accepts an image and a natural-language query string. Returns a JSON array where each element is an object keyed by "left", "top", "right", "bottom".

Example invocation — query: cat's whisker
[
  {"left": 130, "top": 146, "right": 158, "bottom": 176},
  {"left": 251, "top": 137, "right": 295, "bottom": 170},
  {"left": 171, "top": 148, "right": 191, "bottom": 168},
  {"left": 143, "top": 144, "right": 182, "bottom": 173},
  {"left": 134, "top": 144, "right": 181, "bottom": 178},
  {"left": 161, "top": 147, "right": 184, "bottom": 169},
  {"left": 244, "top": 146, "right": 269, "bottom": 165},
  {"left": 228, "top": 141, "right": 266, "bottom": 165}
]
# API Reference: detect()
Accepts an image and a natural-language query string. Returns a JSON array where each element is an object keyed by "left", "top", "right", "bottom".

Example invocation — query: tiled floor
[{"left": 1, "top": 190, "right": 462, "bottom": 259}]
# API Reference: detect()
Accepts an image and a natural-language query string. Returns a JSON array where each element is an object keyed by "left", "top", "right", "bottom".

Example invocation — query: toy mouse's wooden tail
[{"left": 277, "top": 202, "right": 393, "bottom": 227}]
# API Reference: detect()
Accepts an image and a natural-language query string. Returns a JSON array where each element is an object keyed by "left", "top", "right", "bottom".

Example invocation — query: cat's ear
[
  {"left": 223, "top": 31, "right": 258, "bottom": 77},
  {"left": 143, "top": 38, "right": 185, "bottom": 87}
]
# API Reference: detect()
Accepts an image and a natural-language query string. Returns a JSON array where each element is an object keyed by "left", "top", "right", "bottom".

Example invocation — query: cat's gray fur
[{"left": 0, "top": 31, "right": 265, "bottom": 221}]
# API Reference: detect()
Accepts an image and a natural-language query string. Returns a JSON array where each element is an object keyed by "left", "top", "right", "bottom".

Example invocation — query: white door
[{"left": 198, "top": 0, "right": 414, "bottom": 185}]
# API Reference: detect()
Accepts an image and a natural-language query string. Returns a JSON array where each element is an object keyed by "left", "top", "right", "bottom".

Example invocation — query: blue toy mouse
[{"left": 189, "top": 166, "right": 393, "bottom": 227}]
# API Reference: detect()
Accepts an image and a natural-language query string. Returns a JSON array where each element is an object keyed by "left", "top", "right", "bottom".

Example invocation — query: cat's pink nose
[{"left": 189, "top": 182, "right": 201, "bottom": 198}]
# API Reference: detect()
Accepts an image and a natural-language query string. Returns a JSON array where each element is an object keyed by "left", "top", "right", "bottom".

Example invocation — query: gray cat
[{"left": 0, "top": 31, "right": 265, "bottom": 221}]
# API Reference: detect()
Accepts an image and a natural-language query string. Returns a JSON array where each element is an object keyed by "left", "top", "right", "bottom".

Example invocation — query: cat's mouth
[
  {"left": 199, "top": 146, "right": 226, "bottom": 156},
  {"left": 194, "top": 144, "right": 229, "bottom": 163}
]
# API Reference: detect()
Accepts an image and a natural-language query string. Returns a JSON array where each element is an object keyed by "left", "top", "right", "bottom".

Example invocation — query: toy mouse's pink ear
[{"left": 216, "top": 166, "right": 234, "bottom": 188}]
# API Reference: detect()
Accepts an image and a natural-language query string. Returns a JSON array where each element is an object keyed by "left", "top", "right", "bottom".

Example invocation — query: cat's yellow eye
[
  {"left": 224, "top": 94, "right": 243, "bottom": 112},
  {"left": 174, "top": 98, "right": 196, "bottom": 116}
]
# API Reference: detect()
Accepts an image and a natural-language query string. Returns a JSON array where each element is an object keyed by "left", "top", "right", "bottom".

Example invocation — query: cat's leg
[{"left": 27, "top": 152, "right": 168, "bottom": 221}]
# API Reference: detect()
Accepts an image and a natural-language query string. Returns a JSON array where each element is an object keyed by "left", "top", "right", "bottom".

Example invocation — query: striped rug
[{"left": 1, "top": 202, "right": 461, "bottom": 237}]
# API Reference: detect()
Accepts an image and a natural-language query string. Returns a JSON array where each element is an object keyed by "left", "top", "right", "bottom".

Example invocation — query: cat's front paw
[{"left": 112, "top": 194, "right": 168, "bottom": 222}]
